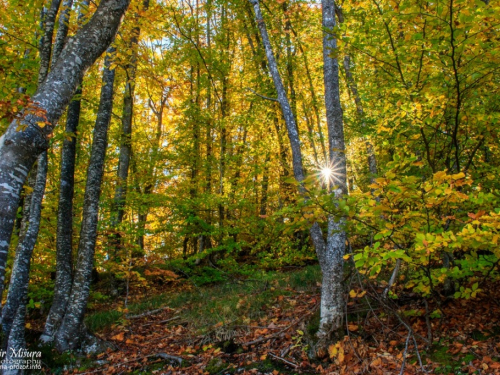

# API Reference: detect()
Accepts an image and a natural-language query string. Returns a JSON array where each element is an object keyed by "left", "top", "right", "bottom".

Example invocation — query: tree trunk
[
  {"left": 38, "top": 0, "right": 62, "bottom": 85},
  {"left": 2, "top": 304, "right": 27, "bottom": 375},
  {"left": 51, "top": 0, "right": 74, "bottom": 69},
  {"left": 249, "top": 0, "right": 305, "bottom": 185},
  {"left": 0, "top": 0, "right": 130, "bottom": 301},
  {"left": 110, "top": 0, "right": 149, "bottom": 258},
  {"left": 250, "top": 0, "right": 348, "bottom": 357},
  {"left": 42, "top": 0, "right": 90, "bottom": 344},
  {"left": 1, "top": 152, "right": 47, "bottom": 349},
  {"left": 315, "top": 0, "right": 348, "bottom": 354},
  {"left": 41, "top": 91, "right": 81, "bottom": 343},
  {"left": 54, "top": 48, "right": 116, "bottom": 352},
  {"left": 342, "top": 55, "right": 377, "bottom": 178}
]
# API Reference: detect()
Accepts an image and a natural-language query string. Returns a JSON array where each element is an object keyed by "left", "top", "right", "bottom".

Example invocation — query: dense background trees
[{"left": 0, "top": 0, "right": 499, "bottom": 370}]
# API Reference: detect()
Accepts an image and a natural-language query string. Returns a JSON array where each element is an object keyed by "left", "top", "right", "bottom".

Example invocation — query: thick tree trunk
[
  {"left": 0, "top": 0, "right": 130, "bottom": 299},
  {"left": 41, "top": 91, "right": 81, "bottom": 343},
  {"left": 42, "top": 0, "right": 89, "bottom": 344},
  {"left": 1, "top": 152, "right": 47, "bottom": 347},
  {"left": 54, "top": 48, "right": 116, "bottom": 352},
  {"left": 315, "top": 0, "right": 348, "bottom": 354}
]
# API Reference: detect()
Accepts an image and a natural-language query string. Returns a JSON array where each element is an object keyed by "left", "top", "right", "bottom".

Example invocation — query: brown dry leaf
[
  {"left": 348, "top": 324, "right": 359, "bottom": 332},
  {"left": 111, "top": 332, "right": 125, "bottom": 341}
]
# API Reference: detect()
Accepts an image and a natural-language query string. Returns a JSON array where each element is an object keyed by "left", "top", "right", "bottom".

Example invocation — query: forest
[{"left": 0, "top": 0, "right": 499, "bottom": 373}]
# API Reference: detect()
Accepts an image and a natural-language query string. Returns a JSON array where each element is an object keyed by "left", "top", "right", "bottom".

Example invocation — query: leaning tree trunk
[
  {"left": 0, "top": 0, "right": 130, "bottom": 301},
  {"left": 2, "top": 304, "right": 27, "bottom": 375},
  {"left": 1, "top": 151, "right": 47, "bottom": 364},
  {"left": 41, "top": 0, "right": 89, "bottom": 344},
  {"left": 314, "top": 0, "right": 348, "bottom": 355},
  {"left": 54, "top": 48, "right": 116, "bottom": 352},
  {"left": 2, "top": 0, "right": 61, "bottom": 352},
  {"left": 249, "top": 0, "right": 305, "bottom": 184}
]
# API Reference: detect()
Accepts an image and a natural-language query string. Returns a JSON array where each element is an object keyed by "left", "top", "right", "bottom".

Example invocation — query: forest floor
[{"left": 34, "top": 265, "right": 500, "bottom": 374}]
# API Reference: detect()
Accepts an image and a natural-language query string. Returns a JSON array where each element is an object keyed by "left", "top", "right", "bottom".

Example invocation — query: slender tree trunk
[
  {"left": 1, "top": 152, "right": 47, "bottom": 355},
  {"left": 249, "top": 0, "right": 304, "bottom": 185},
  {"left": 3, "top": 304, "right": 27, "bottom": 375},
  {"left": 314, "top": 0, "right": 348, "bottom": 355},
  {"left": 342, "top": 55, "right": 377, "bottom": 178},
  {"left": 259, "top": 153, "right": 270, "bottom": 216},
  {"left": 51, "top": 0, "right": 74, "bottom": 69},
  {"left": 250, "top": 0, "right": 348, "bottom": 357},
  {"left": 0, "top": 0, "right": 130, "bottom": 302},
  {"left": 54, "top": 48, "right": 116, "bottom": 352},
  {"left": 111, "top": 0, "right": 149, "bottom": 258},
  {"left": 38, "top": 0, "right": 62, "bottom": 85}
]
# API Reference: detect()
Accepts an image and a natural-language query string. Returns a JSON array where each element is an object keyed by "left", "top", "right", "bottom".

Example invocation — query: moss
[
  {"left": 206, "top": 358, "right": 230, "bottom": 374},
  {"left": 306, "top": 309, "right": 320, "bottom": 337}
]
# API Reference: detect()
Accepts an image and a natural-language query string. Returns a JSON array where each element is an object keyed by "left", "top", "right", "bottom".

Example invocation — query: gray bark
[
  {"left": 1, "top": 151, "right": 47, "bottom": 349},
  {"left": 42, "top": 0, "right": 90, "bottom": 344},
  {"left": 110, "top": 0, "right": 149, "bottom": 256},
  {"left": 249, "top": 0, "right": 305, "bottom": 185},
  {"left": 38, "top": 0, "right": 62, "bottom": 85},
  {"left": 249, "top": 0, "right": 348, "bottom": 356},
  {"left": 0, "top": 0, "right": 130, "bottom": 301},
  {"left": 54, "top": 48, "right": 116, "bottom": 352},
  {"left": 2, "top": 304, "right": 27, "bottom": 375},
  {"left": 51, "top": 0, "right": 74, "bottom": 69},
  {"left": 40, "top": 90, "right": 81, "bottom": 343},
  {"left": 314, "top": 0, "right": 348, "bottom": 353}
]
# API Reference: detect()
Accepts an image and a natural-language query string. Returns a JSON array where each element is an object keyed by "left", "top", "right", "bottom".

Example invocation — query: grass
[
  {"left": 422, "top": 343, "right": 476, "bottom": 375},
  {"left": 85, "top": 265, "right": 321, "bottom": 333}
]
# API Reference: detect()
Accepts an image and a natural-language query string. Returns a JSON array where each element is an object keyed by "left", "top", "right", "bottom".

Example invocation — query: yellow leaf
[
  {"left": 338, "top": 346, "right": 345, "bottom": 363},
  {"left": 349, "top": 289, "right": 357, "bottom": 298},
  {"left": 348, "top": 324, "right": 359, "bottom": 332},
  {"left": 37, "top": 121, "right": 46, "bottom": 128},
  {"left": 452, "top": 172, "right": 465, "bottom": 180},
  {"left": 328, "top": 344, "right": 338, "bottom": 358}
]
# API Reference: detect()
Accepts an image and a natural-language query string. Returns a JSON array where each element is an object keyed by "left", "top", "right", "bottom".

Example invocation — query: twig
[
  {"left": 78, "top": 352, "right": 186, "bottom": 374},
  {"left": 268, "top": 352, "right": 298, "bottom": 368},
  {"left": 127, "top": 307, "right": 172, "bottom": 319},
  {"left": 383, "top": 258, "right": 401, "bottom": 299},
  {"left": 411, "top": 335, "right": 428, "bottom": 373},
  {"left": 242, "top": 305, "right": 318, "bottom": 346},
  {"left": 423, "top": 299, "right": 433, "bottom": 345},
  {"left": 142, "top": 316, "right": 181, "bottom": 327},
  {"left": 399, "top": 331, "right": 411, "bottom": 375},
  {"left": 246, "top": 87, "right": 278, "bottom": 102}
]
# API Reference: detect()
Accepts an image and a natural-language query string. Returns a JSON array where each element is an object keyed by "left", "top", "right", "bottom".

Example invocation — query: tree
[
  {"left": 0, "top": 0, "right": 130, "bottom": 301},
  {"left": 249, "top": 0, "right": 347, "bottom": 355},
  {"left": 55, "top": 47, "right": 117, "bottom": 352}
]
